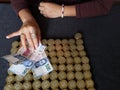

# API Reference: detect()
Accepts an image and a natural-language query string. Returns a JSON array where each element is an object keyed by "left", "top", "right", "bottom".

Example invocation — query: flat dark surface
[{"left": 0, "top": 4, "right": 120, "bottom": 90}]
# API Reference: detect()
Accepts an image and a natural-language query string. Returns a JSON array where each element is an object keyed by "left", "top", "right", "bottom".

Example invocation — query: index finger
[{"left": 20, "top": 33, "right": 27, "bottom": 51}]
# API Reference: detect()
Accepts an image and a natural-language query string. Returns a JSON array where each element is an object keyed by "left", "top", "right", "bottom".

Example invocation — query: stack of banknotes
[{"left": 2, "top": 43, "right": 53, "bottom": 79}]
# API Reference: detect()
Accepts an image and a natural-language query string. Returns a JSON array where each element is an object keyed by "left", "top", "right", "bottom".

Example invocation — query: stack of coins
[{"left": 4, "top": 33, "right": 96, "bottom": 90}]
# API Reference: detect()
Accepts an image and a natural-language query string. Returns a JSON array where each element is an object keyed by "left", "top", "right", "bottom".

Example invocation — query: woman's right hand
[
  {"left": 6, "top": 9, "right": 41, "bottom": 51},
  {"left": 6, "top": 20, "right": 41, "bottom": 51}
]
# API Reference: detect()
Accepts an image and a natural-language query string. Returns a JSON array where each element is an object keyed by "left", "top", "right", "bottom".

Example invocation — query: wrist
[
  {"left": 64, "top": 5, "right": 76, "bottom": 17},
  {"left": 18, "top": 9, "right": 36, "bottom": 23}
]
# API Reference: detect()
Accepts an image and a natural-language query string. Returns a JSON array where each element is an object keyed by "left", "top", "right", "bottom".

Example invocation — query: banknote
[
  {"left": 2, "top": 43, "right": 46, "bottom": 63},
  {"left": 32, "top": 57, "right": 53, "bottom": 79},
  {"left": 8, "top": 59, "right": 34, "bottom": 76},
  {"left": 2, "top": 54, "right": 20, "bottom": 64},
  {"left": 17, "top": 43, "right": 47, "bottom": 61},
  {"left": 2, "top": 53, "right": 32, "bottom": 64},
  {"left": 2, "top": 43, "right": 53, "bottom": 77}
]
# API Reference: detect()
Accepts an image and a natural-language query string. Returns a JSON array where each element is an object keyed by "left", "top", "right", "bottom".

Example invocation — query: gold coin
[
  {"left": 4, "top": 84, "right": 14, "bottom": 90},
  {"left": 32, "top": 80, "right": 41, "bottom": 89},
  {"left": 83, "top": 70, "right": 92, "bottom": 79},
  {"left": 59, "top": 80, "right": 68, "bottom": 89},
  {"left": 13, "top": 82, "right": 23, "bottom": 90},
  {"left": 77, "top": 80, "right": 85, "bottom": 89},
  {"left": 6, "top": 75, "right": 15, "bottom": 83},
  {"left": 74, "top": 33, "right": 82, "bottom": 40},
  {"left": 23, "top": 81, "right": 32, "bottom": 90},
  {"left": 68, "top": 80, "right": 76, "bottom": 89},
  {"left": 85, "top": 79, "right": 94, "bottom": 88},
  {"left": 67, "top": 71, "right": 74, "bottom": 80},
  {"left": 41, "top": 80, "right": 50, "bottom": 89}
]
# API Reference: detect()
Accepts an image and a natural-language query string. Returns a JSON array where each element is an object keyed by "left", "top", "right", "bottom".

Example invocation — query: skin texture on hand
[
  {"left": 6, "top": 9, "right": 41, "bottom": 51},
  {"left": 38, "top": 2, "right": 62, "bottom": 18},
  {"left": 38, "top": 2, "right": 76, "bottom": 18}
]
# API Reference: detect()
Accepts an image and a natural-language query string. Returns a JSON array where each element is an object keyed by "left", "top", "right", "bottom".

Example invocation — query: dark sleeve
[
  {"left": 76, "top": 0, "right": 113, "bottom": 18},
  {"left": 10, "top": 0, "right": 29, "bottom": 14}
]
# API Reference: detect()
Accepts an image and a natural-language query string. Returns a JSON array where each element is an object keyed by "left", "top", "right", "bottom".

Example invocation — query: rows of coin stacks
[{"left": 4, "top": 33, "right": 96, "bottom": 90}]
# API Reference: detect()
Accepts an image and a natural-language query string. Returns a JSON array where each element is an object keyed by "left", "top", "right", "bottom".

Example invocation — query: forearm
[
  {"left": 76, "top": 0, "right": 113, "bottom": 18},
  {"left": 58, "top": 0, "right": 113, "bottom": 18},
  {"left": 10, "top": 0, "right": 28, "bottom": 14},
  {"left": 10, "top": 0, "right": 36, "bottom": 23},
  {"left": 64, "top": 5, "right": 76, "bottom": 17},
  {"left": 18, "top": 9, "right": 36, "bottom": 23}
]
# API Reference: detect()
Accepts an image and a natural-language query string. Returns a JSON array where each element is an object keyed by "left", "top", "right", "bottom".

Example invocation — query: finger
[
  {"left": 6, "top": 31, "right": 20, "bottom": 39},
  {"left": 38, "top": 7, "right": 45, "bottom": 15},
  {"left": 26, "top": 32, "right": 35, "bottom": 50},
  {"left": 31, "top": 33, "right": 38, "bottom": 49},
  {"left": 20, "top": 33, "right": 27, "bottom": 50},
  {"left": 30, "top": 29, "right": 39, "bottom": 49},
  {"left": 39, "top": 2, "right": 45, "bottom": 7},
  {"left": 40, "top": 9, "right": 47, "bottom": 17},
  {"left": 43, "top": 13, "right": 48, "bottom": 18},
  {"left": 38, "top": 6, "right": 44, "bottom": 11},
  {"left": 40, "top": 10, "right": 43, "bottom": 14}
]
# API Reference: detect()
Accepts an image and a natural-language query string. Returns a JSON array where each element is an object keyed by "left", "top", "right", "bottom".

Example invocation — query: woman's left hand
[{"left": 38, "top": 2, "right": 61, "bottom": 18}]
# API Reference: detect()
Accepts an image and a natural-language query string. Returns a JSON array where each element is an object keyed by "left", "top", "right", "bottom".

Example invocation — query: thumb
[{"left": 6, "top": 31, "right": 20, "bottom": 39}]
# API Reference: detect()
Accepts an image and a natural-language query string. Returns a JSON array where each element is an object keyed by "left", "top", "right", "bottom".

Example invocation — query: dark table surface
[{"left": 0, "top": 3, "right": 120, "bottom": 90}]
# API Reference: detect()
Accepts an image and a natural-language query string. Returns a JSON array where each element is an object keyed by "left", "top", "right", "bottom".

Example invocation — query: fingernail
[{"left": 6, "top": 36, "right": 9, "bottom": 39}]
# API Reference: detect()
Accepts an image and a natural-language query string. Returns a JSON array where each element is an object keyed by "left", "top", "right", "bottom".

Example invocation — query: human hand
[
  {"left": 38, "top": 2, "right": 61, "bottom": 18},
  {"left": 6, "top": 21, "right": 41, "bottom": 51}
]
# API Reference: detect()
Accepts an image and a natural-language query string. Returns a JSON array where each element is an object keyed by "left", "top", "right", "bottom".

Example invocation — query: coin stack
[{"left": 4, "top": 33, "right": 96, "bottom": 90}]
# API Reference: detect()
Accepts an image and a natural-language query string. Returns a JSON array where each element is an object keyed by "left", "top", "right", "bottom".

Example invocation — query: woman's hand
[
  {"left": 38, "top": 2, "right": 61, "bottom": 18},
  {"left": 6, "top": 20, "right": 41, "bottom": 51},
  {"left": 6, "top": 9, "right": 41, "bottom": 51},
  {"left": 38, "top": 2, "right": 76, "bottom": 18}
]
